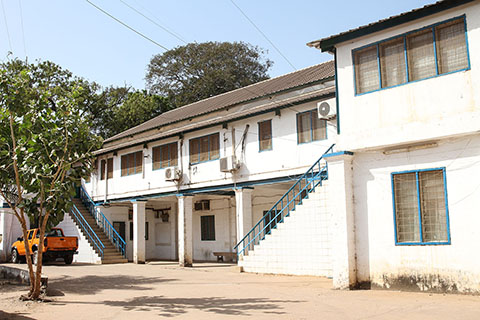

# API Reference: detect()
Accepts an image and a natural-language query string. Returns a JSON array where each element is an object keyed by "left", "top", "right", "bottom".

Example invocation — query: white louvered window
[
  {"left": 354, "top": 17, "right": 469, "bottom": 94},
  {"left": 392, "top": 169, "right": 449, "bottom": 245}
]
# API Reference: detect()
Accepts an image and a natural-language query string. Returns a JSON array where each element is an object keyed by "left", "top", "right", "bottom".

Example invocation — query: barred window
[
  {"left": 258, "top": 120, "right": 272, "bottom": 151},
  {"left": 392, "top": 168, "right": 450, "bottom": 245},
  {"left": 354, "top": 46, "right": 380, "bottom": 93},
  {"left": 201, "top": 215, "right": 215, "bottom": 241},
  {"left": 354, "top": 17, "right": 469, "bottom": 94},
  {"left": 297, "top": 110, "right": 326, "bottom": 144},
  {"left": 121, "top": 151, "right": 143, "bottom": 176},
  {"left": 189, "top": 133, "right": 219, "bottom": 164},
  {"left": 153, "top": 142, "right": 178, "bottom": 170}
]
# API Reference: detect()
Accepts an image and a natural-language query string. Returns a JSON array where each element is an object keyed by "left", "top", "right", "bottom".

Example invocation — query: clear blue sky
[{"left": 1, "top": 0, "right": 436, "bottom": 90}]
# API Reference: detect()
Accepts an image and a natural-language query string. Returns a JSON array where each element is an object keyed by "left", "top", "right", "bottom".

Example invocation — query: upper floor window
[
  {"left": 258, "top": 120, "right": 272, "bottom": 151},
  {"left": 152, "top": 142, "right": 178, "bottom": 170},
  {"left": 297, "top": 110, "right": 326, "bottom": 144},
  {"left": 392, "top": 168, "right": 450, "bottom": 245},
  {"left": 121, "top": 151, "right": 143, "bottom": 176},
  {"left": 354, "top": 17, "right": 469, "bottom": 94},
  {"left": 100, "top": 158, "right": 113, "bottom": 180},
  {"left": 189, "top": 133, "right": 219, "bottom": 164}
]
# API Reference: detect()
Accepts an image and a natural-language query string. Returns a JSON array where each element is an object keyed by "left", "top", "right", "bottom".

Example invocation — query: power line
[
  {"left": 229, "top": 0, "right": 296, "bottom": 71},
  {"left": 1, "top": 0, "right": 12, "bottom": 52},
  {"left": 85, "top": 0, "right": 168, "bottom": 51},
  {"left": 119, "top": 0, "right": 187, "bottom": 44},
  {"left": 17, "top": 0, "right": 27, "bottom": 57}
]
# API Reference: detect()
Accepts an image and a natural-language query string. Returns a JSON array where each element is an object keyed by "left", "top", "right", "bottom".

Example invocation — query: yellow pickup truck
[{"left": 11, "top": 228, "right": 78, "bottom": 265}]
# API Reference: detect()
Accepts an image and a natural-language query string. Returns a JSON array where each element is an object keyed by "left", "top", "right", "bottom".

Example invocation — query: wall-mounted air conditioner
[
  {"left": 317, "top": 98, "right": 337, "bottom": 119},
  {"left": 220, "top": 156, "right": 241, "bottom": 173},
  {"left": 165, "top": 166, "right": 181, "bottom": 181}
]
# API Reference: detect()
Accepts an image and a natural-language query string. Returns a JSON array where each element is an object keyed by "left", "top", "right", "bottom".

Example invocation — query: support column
[
  {"left": 325, "top": 152, "right": 356, "bottom": 289},
  {"left": 234, "top": 187, "right": 253, "bottom": 246},
  {"left": 132, "top": 201, "right": 146, "bottom": 264},
  {"left": 177, "top": 195, "right": 193, "bottom": 267}
]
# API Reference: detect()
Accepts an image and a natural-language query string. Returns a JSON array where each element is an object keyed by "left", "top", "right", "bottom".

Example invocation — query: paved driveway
[{"left": 1, "top": 262, "right": 480, "bottom": 319}]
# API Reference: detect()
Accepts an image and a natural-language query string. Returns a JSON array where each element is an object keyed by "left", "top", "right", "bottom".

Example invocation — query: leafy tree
[
  {"left": 0, "top": 59, "right": 101, "bottom": 300},
  {"left": 89, "top": 88, "right": 172, "bottom": 139},
  {"left": 146, "top": 41, "right": 273, "bottom": 107}
]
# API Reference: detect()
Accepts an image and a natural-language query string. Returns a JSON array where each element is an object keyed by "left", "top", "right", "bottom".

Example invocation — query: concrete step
[{"left": 101, "top": 258, "right": 129, "bottom": 264}]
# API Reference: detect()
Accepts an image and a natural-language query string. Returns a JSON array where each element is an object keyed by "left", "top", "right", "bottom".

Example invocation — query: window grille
[
  {"left": 297, "top": 110, "right": 326, "bottom": 144},
  {"left": 392, "top": 168, "right": 449, "bottom": 244},
  {"left": 380, "top": 38, "right": 406, "bottom": 87},
  {"left": 354, "top": 46, "right": 380, "bottom": 93},
  {"left": 258, "top": 120, "right": 272, "bottom": 151}
]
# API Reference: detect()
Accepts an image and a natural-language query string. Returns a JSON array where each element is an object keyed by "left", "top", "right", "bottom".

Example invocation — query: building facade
[
  {"left": 84, "top": 61, "right": 337, "bottom": 268},
  {"left": 308, "top": 0, "right": 480, "bottom": 293}
]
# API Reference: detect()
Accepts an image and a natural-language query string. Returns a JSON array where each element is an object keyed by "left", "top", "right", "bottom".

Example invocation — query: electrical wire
[
  {"left": 119, "top": 0, "right": 187, "bottom": 44},
  {"left": 17, "top": 0, "right": 26, "bottom": 57},
  {"left": 1, "top": 0, "right": 12, "bottom": 52},
  {"left": 85, "top": 0, "right": 168, "bottom": 51},
  {"left": 229, "top": 0, "right": 296, "bottom": 71}
]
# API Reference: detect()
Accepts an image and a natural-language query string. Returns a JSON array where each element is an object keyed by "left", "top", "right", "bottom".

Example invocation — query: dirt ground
[{"left": 0, "top": 262, "right": 480, "bottom": 320}]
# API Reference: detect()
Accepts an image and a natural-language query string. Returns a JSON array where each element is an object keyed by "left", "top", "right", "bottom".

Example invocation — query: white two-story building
[
  {"left": 308, "top": 0, "right": 480, "bottom": 293},
  {"left": 84, "top": 61, "right": 337, "bottom": 272}
]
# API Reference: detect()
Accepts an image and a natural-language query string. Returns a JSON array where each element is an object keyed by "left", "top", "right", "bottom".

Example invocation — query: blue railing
[
  {"left": 71, "top": 204, "right": 105, "bottom": 258},
  {"left": 234, "top": 144, "right": 335, "bottom": 256},
  {"left": 79, "top": 186, "right": 127, "bottom": 258}
]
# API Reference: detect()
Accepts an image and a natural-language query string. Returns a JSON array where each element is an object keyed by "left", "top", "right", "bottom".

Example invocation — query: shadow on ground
[
  {"left": 0, "top": 311, "right": 35, "bottom": 320},
  {"left": 102, "top": 296, "right": 302, "bottom": 317},
  {"left": 48, "top": 275, "right": 177, "bottom": 295}
]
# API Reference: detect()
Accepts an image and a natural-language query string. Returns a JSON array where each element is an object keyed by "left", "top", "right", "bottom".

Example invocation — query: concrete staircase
[
  {"left": 70, "top": 198, "right": 128, "bottom": 264},
  {"left": 239, "top": 185, "right": 332, "bottom": 277}
]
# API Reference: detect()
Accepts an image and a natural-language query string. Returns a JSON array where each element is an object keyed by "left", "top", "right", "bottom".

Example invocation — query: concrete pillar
[
  {"left": 234, "top": 187, "right": 253, "bottom": 246},
  {"left": 324, "top": 152, "right": 356, "bottom": 289},
  {"left": 132, "top": 201, "right": 147, "bottom": 264},
  {"left": 177, "top": 195, "right": 193, "bottom": 267}
]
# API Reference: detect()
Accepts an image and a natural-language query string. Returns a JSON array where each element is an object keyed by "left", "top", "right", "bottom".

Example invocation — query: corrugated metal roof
[
  {"left": 105, "top": 60, "right": 334, "bottom": 143},
  {"left": 95, "top": 86, "right": 335, "bottom": 155},
  {"left": 307, "top": 0, "right": 475, "bottom": 52}
]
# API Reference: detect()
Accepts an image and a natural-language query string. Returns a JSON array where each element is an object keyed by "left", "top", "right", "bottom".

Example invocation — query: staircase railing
[
  {"left": 234, "top": 144, "right": 335, "bottom": 256},
  {"left": 79, "top": 186, "right": 127, "bottom": 258},
  {"left": 71, "top": 204, "right": 105, "bottom": 258}
]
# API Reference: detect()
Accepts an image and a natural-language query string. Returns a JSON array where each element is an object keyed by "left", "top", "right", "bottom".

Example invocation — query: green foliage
[
  {"left": 146, "top": 41, "right": 273, "bottom": 107},
  {"left": 89, "top": 88, "right": 172, "bottom": 139},
  {"left": 0, "top": 59, "right": 102, "bottom": 228}
]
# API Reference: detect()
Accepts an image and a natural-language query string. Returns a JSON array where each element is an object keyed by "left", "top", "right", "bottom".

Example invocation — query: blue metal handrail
[
  {"left": 234, "top": 144, "right": 335, "bottom": 256},
  {"left": 79, "top": 186, "right": 127, "bottom": 258},
  {"left": 70, "top": 204, "right": 105, "bottom": 258}
]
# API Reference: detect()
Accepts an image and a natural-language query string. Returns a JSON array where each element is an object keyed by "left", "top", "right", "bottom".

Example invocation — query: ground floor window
[
  {"left": 201, "top": 215, "right": 215, "bottom": 241},
  {"left": 392, "top": 168, "right": 450, "bottom": 245}
]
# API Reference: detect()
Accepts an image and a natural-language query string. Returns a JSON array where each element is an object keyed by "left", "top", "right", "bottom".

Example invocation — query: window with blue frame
[
  {"left": 189, "top": 133, "right": 220, "bottom": 164},
  {"left": 152, "top": 142, "right": 178, "bottom": 170},
  {"left": 296, "top": 109, "right": 326, "bottom": 144},
  {"left": 392, "top": 168, "right": 450, "bottom": 245},
  {"left": 354, "top": 16, "right": 469, "bottom": 94}
]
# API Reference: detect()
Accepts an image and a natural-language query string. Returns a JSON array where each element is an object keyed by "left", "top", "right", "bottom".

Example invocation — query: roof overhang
[{"left": 307, "top": 0, "right": 475, "bottom": 52}]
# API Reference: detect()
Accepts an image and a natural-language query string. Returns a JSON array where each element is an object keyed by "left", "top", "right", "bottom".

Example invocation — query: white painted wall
[
  {"left": 353, "top": 135, "right": 480, "bottom": 293},
  {"left": 57, "top": 213, "right": 101, "bottom": 264},
  {"left": 0, "top": 209, "right": 25, "bottom": 262},
  {"left": 334, "top": 2, "right": 480, "bottom": 152},
  {"left": 241, "top": 184, "right": 332, "bottom": 277}
]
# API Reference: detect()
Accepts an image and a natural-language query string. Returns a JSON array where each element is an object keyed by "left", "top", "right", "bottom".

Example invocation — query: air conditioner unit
[
  {"left": 164, "top": 166, "right": 181, "bottom": 181},
  {"left": 317, "top": 98, "right": 337, "bottom": 119},
  {"left": 220, "top": 156, "right": 241, "bottom": 173}
]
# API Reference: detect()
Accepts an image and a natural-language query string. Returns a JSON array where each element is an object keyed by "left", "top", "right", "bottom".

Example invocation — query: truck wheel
[
  {"left": 64, "top": 254, "right": 73, "bottom": 265},
  {"left": 11, "top": 248, "right": 20, "bottom": 264}
]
